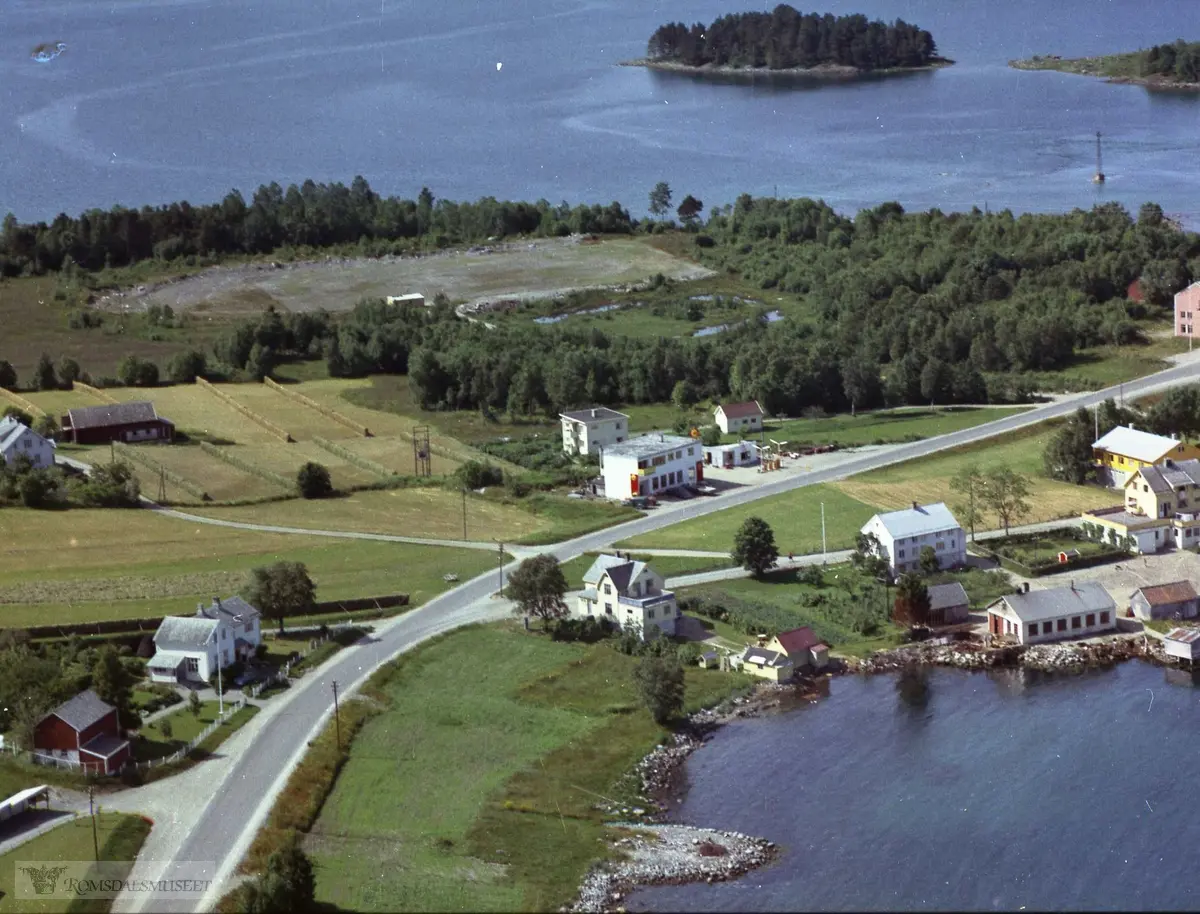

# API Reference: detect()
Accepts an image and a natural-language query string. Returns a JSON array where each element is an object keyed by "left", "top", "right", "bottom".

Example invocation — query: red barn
[
  {"left": 61, "top": 401, "right": 174, "bottom": 445},
  {"left": 33, "top": 689, "right": 130, "bottom": 776}
]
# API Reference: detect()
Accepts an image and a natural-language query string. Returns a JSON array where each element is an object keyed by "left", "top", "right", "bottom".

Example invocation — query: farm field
[
  {"left": 619, "top": 483, "right": 881, "bottom": 554},
  {"left": 306, "top": 624, "right": 747, "bottom": 912},
  {"left": 0, "top": 813, "right": 150, "bottom": 914},
  {"left": 758, "top": 406, "right": 1031, "bottom": 448},
  {"left": 115, "top": 237, "right": 715, "bottom": 316},
  {"left": 0, "top": 508, "right": 499, "bottom": 627},
  {"left": 833, "top": 424, "right": 1100, "bottom": 525}
]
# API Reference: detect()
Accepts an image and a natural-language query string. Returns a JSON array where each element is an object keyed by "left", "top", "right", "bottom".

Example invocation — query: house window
[
  {"left": 1042, "top": 621, "right": 1053, "bottom": 634},
  {"left": 1028, "top": 624, "right": 1038, "bottom": 638},
  {"left": 898, "top": 549, "right": 906, "bottom": 559},
  {"left": 1057, "top": 618, "right": 1067, "bottom": 632},
  {"left": 652, "top": 477, "right": 660, "bottom": 490},
  {"left": 604, "top": 584, "right": 611, "bottom": 595},
  {"left": 185, "top": 657, "right": 199, "bottom": 673},
  {"left": 688, "top": 447, "right": 695, "bottom": 456},
  {"left": 1086, "top": 613, "right": 1095, "bottom": 627},
  {"left": 616, "top": 423, "right": 622, "bottom": 430},
  {"left": 936, "top": 541, "right": 945, "bottom": 550},
  {"left": 648, "top": 608, "right": 656, "bottom": 619},
  {"left": 605, "top": 605, "right": 612, "bottom": 615},
  {"left": 1100, "top": 611, "right": 1110, "bottom": 624},
  {"left": 1071, "top": 616, "right": 1082, "bottom": 629}
]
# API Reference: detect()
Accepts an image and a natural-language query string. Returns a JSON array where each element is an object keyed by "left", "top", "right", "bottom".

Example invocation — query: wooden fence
[{"left": 72, "top": 380, "right": 119, "bottom": 404}]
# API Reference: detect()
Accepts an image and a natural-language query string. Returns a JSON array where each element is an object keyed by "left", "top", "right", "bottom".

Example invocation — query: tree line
[
  {"left": 646, "top": 6, "right": 939, "bottom": 71},
  {"left": 0, "top": 180, "right": 635, "bottom": 276},
  {"left": 1139, "top": 40, "right": 1200, "bottom": 84}
]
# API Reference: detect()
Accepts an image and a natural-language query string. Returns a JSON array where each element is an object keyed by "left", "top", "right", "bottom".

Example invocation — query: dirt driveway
[{"left": 95, "top": 236, "right": 715, "bottom": 316}]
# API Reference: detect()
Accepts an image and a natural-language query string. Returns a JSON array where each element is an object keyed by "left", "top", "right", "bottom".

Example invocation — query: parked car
[{"left": 624, "top": 496, "right": 657, "bottom": 509}]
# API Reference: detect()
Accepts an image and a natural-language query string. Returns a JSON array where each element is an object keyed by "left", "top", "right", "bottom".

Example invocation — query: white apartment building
[
  {"left": 860, "top": 501, "right": 966, "bottom": 574},
  {"left": 601, "top": 433, "right": 701, "bottom": 500},
  {"left": 560, "top": 407, "right": 630, "bottom": 456}
]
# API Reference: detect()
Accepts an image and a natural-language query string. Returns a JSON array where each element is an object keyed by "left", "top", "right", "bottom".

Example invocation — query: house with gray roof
[
  {"left": 0, "top": 416, "right": 55, "bottom": 469},
  {"left": 61, "top": 400, "right": 174, "bottom": 445},
  {"left": 986, "top": 581, "right": 1117, "bottom": 645},
  {"left": 560, "top": 406, "right": 629, "bottom": 456},
  {"left": 32, "top": 689, "right": 130, "bottom": 775},
  {"left": 148, "top": 595, "right": 263, "bottom": 684},
  {"left": 574, "top": 553, "right": 678, "bottom": 639},
  {"left": 860, "top": 502, "right": 965, "bottom": 575}
]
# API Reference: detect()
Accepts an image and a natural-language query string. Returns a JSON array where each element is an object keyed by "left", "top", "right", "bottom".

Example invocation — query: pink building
[{"left": 1176, "top": 281, "right": 1200, "bottom": 339}]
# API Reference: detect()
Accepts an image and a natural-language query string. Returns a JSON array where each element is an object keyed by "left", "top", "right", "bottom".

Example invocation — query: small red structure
[
  {"left": 33, "top": 689, "right": 130, "bottom": 775},
  {"left": 61, "top": 401, "right": 174, "bottom": 445}
]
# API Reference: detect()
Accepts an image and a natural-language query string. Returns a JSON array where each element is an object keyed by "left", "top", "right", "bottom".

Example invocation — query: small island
[
  {"left": 1010, "top": 39, "right": 1200, "bottom": 90},
  {"left": 31, "top": 42, "right": 67, "bottom": 63},
  {"left": 625, "top": 6, "right": 951, "bottom": 78}
]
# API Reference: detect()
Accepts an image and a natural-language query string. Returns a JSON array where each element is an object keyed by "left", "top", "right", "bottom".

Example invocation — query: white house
[
  {"left": 601, "top": 433, "right": 701, "bottom": 500},
  {"left": 575, "top": 554, "right": 678, "bottom": 639},
  {"left": 0, "top": 417, "right": 55, "bottom": 469},
  {"left": 385, "top": 293, "right": 425, "bottom": 307},
  {"left": 702, "top": 440, "right": 759, "bottom": 469},
  {"left": 148, "top": 596, "right": 263, "bottom": 684},
  {"left": 714, "top": 401, "right": 764, "bottom": 435},
  {"left": 860, "top": 501, "right": 965, "bottom": 574},
  {"left": 560, "top": 407, "right": 630, "bottom": 456},
  {"left": 986, "top": 581, "right": 1116, "bottom": 645}
]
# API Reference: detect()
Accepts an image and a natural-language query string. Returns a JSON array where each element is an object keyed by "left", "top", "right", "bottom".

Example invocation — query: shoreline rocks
[
  {"left": 845, "top": 634, "right": 1164, "bottom": 675},
  {"left": 567, "top": 824, "right": 777, "bottom": 914}
]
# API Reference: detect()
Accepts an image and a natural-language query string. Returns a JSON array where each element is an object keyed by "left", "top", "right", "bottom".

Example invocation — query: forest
[
  {"left": 1138, "top": 39, "right": 1200, "bottom": 83},
  {"left": 0, "top": 179, "right": 634, "bottom": 276},
  {"left": 645, "top": 6, "right": 940, "bottom": 71},
  {"left": 187, "top": 198, "right": 1198, "bottom": 419}
]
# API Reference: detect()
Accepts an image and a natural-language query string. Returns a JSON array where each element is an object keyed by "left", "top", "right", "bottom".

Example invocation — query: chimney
[{"left": 591, "top": 409, "right": 596, "bottom": 418}]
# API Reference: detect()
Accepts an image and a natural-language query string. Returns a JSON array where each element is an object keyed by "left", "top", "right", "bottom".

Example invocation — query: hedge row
[
  {"left": 264, "top": 377, "right": 370, "bottom": 437},
  {"left": 72, "top": 380, "right": 119, "bottom": 404},
  {"left": 199, "top": 440, "right": 293, "bottom": 490},
  {"left": 196, "top": 377, "right": 294, "bottom": 442},
  {"left": 969, "top": 543, "right": 1125, "bottom": 578},
  {"left": 113, "top": 441, "right": 211, "bottom": 501},
  {"left": 0, "top": 386, "right": 46, "bottom": 417},
  {"left": 312, "top": 435, "right": 394, "bottom": 480}
]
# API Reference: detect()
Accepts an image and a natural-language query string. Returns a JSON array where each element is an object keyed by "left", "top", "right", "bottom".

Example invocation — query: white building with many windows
[
  {"left": 0, "top": 416, "right": 55, "bottom": 469},
  {"left": 148, "top": 596, "right": 263, "bottom": 684},
  {"left": 575, "top": 554, "right": 678, "bottom": 639},
  {"left": 600, "top": 433, "right": 702, "bottom": 500},
  {"left": 560, "top": 407, "right": 630, "bottom": 456},
  {"left": 860, "top": 501, "right": 965, "bottom": 575}
]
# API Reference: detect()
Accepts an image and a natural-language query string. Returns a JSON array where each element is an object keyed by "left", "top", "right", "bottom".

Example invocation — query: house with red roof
[
  {"left": 714, "top": 400, "right": 764, "bottom": 435},
  {"left": 765, "top": 626, "right": 830, "bottom": 671}
]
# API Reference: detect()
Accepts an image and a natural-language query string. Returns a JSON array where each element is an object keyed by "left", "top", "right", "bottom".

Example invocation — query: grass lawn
[
  {"left": 758, "top": 406, "right": 1030, "bottom": 448},
  {"left": 0, "top": 813, "right": 151, "bottom": 914},
  {"left": 0, "top": 508, "right": 501, "bottom": 627},
  {"left": 305, "top": 624, "right": 749, "bottom": 912},
  {"left": 0, "top": 757, "right": 88, "bottom": 802},
  {"left": 135, "top": 699, "right": 224, "bottom": 761},
  {"left": 619, "top": 483, "right": 881, "bottom": 554},
  {"left": 982, "top": 530, "right": 1113, "bottom": 566},
  {"left": 833, "top": 423, "right": 1102, "bottom": 526},
  {"left": 557, "top": 551, "right": 734, "bottom": 583}
]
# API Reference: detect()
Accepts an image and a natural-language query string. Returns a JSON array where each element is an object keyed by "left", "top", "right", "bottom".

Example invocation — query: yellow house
[
  {"left": 737, "top": 645, "right": 794, "bottom": 682},
  {"left": 764, "top": 626, "right": 830, "bottom": 671},
  {"left": 1093, "top": 426, "right": 1200, "bottom": 487},
  {"left": 1081, "top": 457, "right": 1200, "bottom": 554}
]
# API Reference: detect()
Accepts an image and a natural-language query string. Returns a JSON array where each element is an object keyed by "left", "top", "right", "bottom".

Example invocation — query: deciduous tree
[
  {"left": 0, "top": 361, "right": 16, "bottom": 390},
  {"left": 732, "top": 516, "right": 778, "bottom": 577},
  {"left": 983, "top": 466, "right": 1032, "bottom": 535},
  {"left": 949, "top": 464, "right": 988, "bottom": 539},
  {"left": 507, "top": 554, "right": 569, "bottom": 628},
  {"left": 296, "top": 462, "right": 333, "bottom": 499},
  {"left": 633, "top": 654, "right": 685, "bottom": 724},
  {"left": 676, "top": 194, "right": 703, "bottom": 226},
  {"left": 244, "top": 561, "right": 317, "bottom": 633},
  {"left": 1043, "top": 408, "right": 1096, "bottom": 484},
  {"left": 34, "top": 353, "right": 57, "bottom": 391},
  {"left": 648, "top": 182, "right": 673, "bottom": 220},
  {"left": 851, "top": 531, "right": 890, "bottom": 579},
  {"left": 918, "top": 545, "right": 940, "bottom": 576},
  {"left": 893, "top": 573, "right": 931, "bottom": 627}
]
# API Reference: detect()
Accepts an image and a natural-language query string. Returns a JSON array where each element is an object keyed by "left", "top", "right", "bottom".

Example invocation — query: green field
[
  {"left": 557, "top": 551, "right": 734, "bottom": 583},
  {"left": 835, "top": 423, "right": 1100, "bottom": 525},
  {"left": 0, "top": 509, "right": 502, "bottom": 627},
  {"left": 306, "top": 624, "right": 748, "bottom": 912},
  {"left": 1010, "top": 51, "right": 1157, "bottom": 81},
  {"left": 0, "top": 813, "right": 150, "bottom": 913},
  {"left": 759, "top": 406, "right": 1029, "bottom": 447},
  {"left": 619, "top": 483, "right": 880, "bottom": 554}
]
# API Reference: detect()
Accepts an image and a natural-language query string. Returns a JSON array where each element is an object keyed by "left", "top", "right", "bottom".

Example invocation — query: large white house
[
  {"left": 560, "top": 407, "right": 630, "bottom": 456},
  {"left": 0, "top": 416, "right": 55, "bottom": 469},
  {"left": 601, "top": 433, "right": 701, "bottom": 500},
  {"left": 148, "top": 596, "right": 263, "bottom": 684},
  {"left": 860, "top": 501, "right": 965, "bottom": 574},
  {"left": 575, "top": 554, "right": 678, "bottom": 639},
  {"left": 986, "top": 582, "right": 1117, "bottom": 645}
]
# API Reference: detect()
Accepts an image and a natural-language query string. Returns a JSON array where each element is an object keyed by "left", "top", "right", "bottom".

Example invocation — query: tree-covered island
[
  {"left": 1011, "top": 39, "right": 1200, "bottom": 89},
  {"left": 627, "top": 6, "right": 951, "bottom": 77}
]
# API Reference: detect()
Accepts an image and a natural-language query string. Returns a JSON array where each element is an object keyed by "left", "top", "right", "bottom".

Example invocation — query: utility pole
[
  {"left": 1094, "top": 404, "right": 1099, "bottom": 444},
  {"left": 462, "top": 488, "right": 467, "bottom": 540},
  {"left": 89, "top": 784, "right": 99, "bottom": 861},
  {"left": 217, "top": 659, "right": 224, "bottom": 717},
  {"left": 332, "top": 680, "right": 341, "bottom": 751},
  {"left": 821, "top": 502, "right": 827, "bottom": 563},
  {"left": 498, "top": 542, "right": 505, "bottom": 597}
]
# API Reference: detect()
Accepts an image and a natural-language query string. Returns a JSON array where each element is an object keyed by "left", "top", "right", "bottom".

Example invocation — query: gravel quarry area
[{"left": 93, "top": 236, "right": 715, "bottom": 317}]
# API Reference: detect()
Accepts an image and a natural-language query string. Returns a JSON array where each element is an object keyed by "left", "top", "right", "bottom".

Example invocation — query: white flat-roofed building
[
  {"left": 1165, "top": 628, "right": 1200, "bottom": 663},
  {"left": 386, "top": 293, "right": 425, "bottom": 307},
  {"left": 560, "top": 407, "right": 629, "bottom": 456},
  {"left": 601, "top": 433, "right": 701, "bottom": 500}
]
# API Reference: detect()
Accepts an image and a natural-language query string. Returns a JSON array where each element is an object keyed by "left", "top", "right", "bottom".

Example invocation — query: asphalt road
[{"left": 134, "top": 357, "right": 1200, "bottom": 912}]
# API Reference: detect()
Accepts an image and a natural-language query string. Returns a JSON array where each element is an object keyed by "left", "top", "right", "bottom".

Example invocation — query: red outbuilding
[
  {"left": 61, "top": 401, "right": 174, "bottom": 445},
  {"left": 33, "top": 689, "right": 130, "bottom": 776}
]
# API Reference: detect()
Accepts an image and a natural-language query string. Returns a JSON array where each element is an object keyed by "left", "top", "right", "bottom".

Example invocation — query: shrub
[
  {"left": 296, "top": 462, "right": 333, "bottom": 499},
  {"left": 160, "top": 719, "right": 174, "bottom": 740},
  {"left": 118, "top": 355, "right": 159, "bottom": 387},
  {"left": 168, "top": 349, "right": 207, "bottom": 383},
  {"left": 455, "top": 460, "right": 504, "bottom": 489}
]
